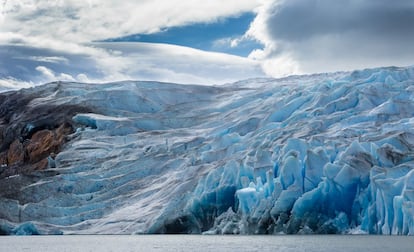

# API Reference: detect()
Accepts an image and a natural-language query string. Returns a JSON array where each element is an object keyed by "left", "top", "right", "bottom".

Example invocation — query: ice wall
[{"left": 1, "top": 67, "right": 414, "bottom": 235}]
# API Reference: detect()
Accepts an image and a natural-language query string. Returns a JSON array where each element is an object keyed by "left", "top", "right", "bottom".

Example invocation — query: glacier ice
[{"left": 1, "top": 67, "right": 414, "bottom": 235}]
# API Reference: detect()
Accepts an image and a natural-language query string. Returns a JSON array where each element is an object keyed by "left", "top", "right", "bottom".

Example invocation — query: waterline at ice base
[{"left": 1, "top": 66, "right": 414, "bottom": 235}]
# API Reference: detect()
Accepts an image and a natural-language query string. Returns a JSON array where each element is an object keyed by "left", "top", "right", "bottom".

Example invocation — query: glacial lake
[{"left": 1, "top": 235, "right": 414, "bottom": 252}]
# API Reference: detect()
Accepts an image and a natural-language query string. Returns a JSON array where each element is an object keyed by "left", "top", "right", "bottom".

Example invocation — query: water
[{"left": 1, "top": 235, "right": 413, "bottom": 252}]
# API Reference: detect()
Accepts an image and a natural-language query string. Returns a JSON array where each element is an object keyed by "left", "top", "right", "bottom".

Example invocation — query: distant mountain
[{"left": 1, "top": 66, "right": 414, "bottom": 235}]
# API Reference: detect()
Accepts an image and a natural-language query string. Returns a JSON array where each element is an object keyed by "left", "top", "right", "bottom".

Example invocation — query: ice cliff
[{"left": 1, "top": 66, "right": 414, "bottom": 235}]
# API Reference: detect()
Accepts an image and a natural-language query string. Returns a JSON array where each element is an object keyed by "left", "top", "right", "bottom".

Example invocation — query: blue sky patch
[{"left": 104, "top": 12, "right": 262, "bottom": 57}]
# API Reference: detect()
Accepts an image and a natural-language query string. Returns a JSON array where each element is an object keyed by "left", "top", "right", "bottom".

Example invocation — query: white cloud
[
  {"left": 35, "top": 66, "right": 55, "bottom": 80},
  {"left": 212, "top": 36, "right": 250, "bottom": 49},
  {"left": 248, "top": 0, "right": 414, "bottom": 77},
  {"left": 0, "top": 77, "right": 34, "bottom": 92},
  {"left": 35, "top": 65, "right": 76, "bottom": 82},
  {"left": 26, "top": 56, "right": 69, "bottom": 64},
  {"left": 5, "top": 0, "right": 411, "bottom": 85},
  {"left": 0, "top": 1, "right": 264, "bottom": 88},
  {"left": 212, "top": 38, "right": 234, "bottom": 49},
  {"left": 76, "top": 73, "right": 90, "bottom": 83},
  {"left": 95, "top": 42, "right": 265, "bottom": 84},
  {"left": 0, "top": 42, "right": 264, "bottom": 86},
  {"left": 1, "top": 0, "right": 261, "bottom": 42}
]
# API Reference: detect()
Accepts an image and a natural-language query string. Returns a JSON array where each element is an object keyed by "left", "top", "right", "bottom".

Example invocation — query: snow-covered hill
[{"left": 1, "top": 66, "right": 414, "bottom": 235}]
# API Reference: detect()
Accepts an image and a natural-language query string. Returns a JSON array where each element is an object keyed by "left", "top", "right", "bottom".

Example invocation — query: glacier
[{"left": 1, "top": 66, "right": 414, "bottom": 235}]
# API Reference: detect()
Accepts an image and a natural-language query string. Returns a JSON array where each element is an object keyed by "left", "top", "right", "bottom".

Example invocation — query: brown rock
[
  {"left": 7, "top": 140, "right": 24, "bottom": 165},
  {"left": 32, "top": 158, "right": 48, "bottom": 171},
  {"left": 55, "top": 123, "right": 72, "bottom": 142},
  {"left": 0, "top": 122, "right": 74, "bottom": 178},
  {"left": 26, "top": 129, "right": 56, "bottom": 164},
  {"left": 0, "top": 151, "right": 7, "bottom": 166},
  {"left": 25, "top": 123, "right": 72, "bottom": 166}
]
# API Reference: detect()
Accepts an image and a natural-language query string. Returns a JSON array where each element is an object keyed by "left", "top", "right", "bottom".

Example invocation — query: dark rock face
[
  {"left": 0, "top": 124, "right": 72, "bottom": 178},
  {"left": 0, "top": 83, "right": 93, "bottom": 179}
]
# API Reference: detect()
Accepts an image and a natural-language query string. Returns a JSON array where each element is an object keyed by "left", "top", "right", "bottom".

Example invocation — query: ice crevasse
[{"left": 1, "top": 66, "right": 414, "bottom": 235}]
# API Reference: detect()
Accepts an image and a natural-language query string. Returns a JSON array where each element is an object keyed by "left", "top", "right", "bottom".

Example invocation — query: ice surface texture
[{"left": 1, "top": 66, "right": 414, "bottom": 235}]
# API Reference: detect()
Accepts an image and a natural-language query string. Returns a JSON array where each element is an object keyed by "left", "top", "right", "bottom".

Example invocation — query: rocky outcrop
[
  {"left": 0, "top": 83, "right": 93, "bottom": 179},
  {"left": 0, "top": 123, "right": 73, "bottom": 178}
]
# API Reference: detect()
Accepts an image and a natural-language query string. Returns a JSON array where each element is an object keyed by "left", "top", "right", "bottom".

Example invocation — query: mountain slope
[{"left": 1, "top": 66, "right": 414, "bottom": 235}]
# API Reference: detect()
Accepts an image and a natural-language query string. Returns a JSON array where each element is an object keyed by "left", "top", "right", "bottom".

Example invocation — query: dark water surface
[{"left": 1, "top": 235, "right": 413, "bottom": 252}]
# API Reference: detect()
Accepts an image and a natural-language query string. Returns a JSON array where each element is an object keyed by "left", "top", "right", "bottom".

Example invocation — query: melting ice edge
[{"left": 1, "top": 66, "right": 414, "bottom": 235}]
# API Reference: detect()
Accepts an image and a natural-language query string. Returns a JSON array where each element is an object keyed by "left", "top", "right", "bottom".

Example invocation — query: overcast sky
[
  {"left": 1, "top": 0, "right": 413, "bottom": 88},
  {"left": 248, "top": 0, "right": 414, "bottom": 76}
]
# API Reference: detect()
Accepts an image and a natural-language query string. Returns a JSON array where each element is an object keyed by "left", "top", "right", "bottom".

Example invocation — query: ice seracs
[{"left": 1, "top": 66, "right": 414, "bottom": 235}]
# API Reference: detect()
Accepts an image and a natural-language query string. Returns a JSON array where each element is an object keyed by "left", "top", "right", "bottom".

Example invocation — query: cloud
[
  {"left": 0, "top": 77, "right": 34, "bottom": 92},
  {"left": 1, "top": 0, "right": 261, "bottom": 42},
  {"left": 0, "top": 1, "right": 264, "bottom": 88},
  {"left": 0, "top": 42, "right": 264, "bottom": 88},
  {"left": 35, "top": 66, "right": 76, "bottom": 82},
  {"left": 0, "top": 42, "right": 103, "bottom": 83},
  {"left": 35, "top": 66, "right": 56, "bottom": 80},
  {"left": 26, "top": 56, "right": 69, "bottom": 64},
  {"left": 248, "top": 0, "right": 414, "bottom": 77},
  {"left": 89, "top": 42, "right": 265, "bottom": 84},
  {"left": 4, "top": 0, "right": 412, "bottom": 85}
]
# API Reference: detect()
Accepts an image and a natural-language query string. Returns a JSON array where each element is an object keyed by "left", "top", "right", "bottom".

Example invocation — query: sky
[{"left": 1, "top": 0, "right": 413, "bottom": 88}]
